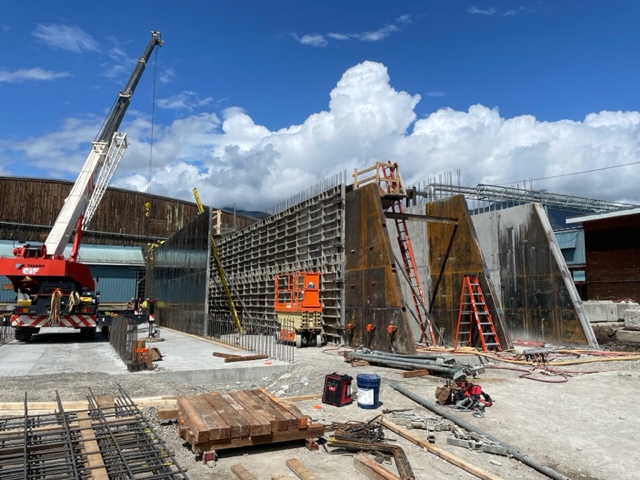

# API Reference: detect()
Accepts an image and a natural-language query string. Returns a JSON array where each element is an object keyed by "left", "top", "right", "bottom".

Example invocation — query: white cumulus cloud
[{"left": 5, "top": 61, "right": 640, "bottom": 211}]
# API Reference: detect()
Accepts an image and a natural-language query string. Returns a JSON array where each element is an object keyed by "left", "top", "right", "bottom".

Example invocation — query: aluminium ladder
[
  {"left": 380, "top": 163, "right": 437, "bottom": 346},
  {"left": 455, "top": 274, "right": 501, "bottom": 351}
]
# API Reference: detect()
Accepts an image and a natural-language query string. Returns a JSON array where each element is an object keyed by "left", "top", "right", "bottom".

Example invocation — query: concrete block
[
  {"left": 616, "top": 329, "right": 640, "bottom": 343},
  {"left": 624, "top": 308, "right": 640, "bottom": 331},
  {"left": 617, "top": 302, "right": 640, "bottom": 321},
  {"left": 583, "top": 301, "right": 618, "bottom": 323}
]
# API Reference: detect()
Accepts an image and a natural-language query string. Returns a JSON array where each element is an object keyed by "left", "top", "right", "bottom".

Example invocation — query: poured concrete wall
[
  {"left": 424, "top": 196, "right": 510, "bottom": 348},
  {"left": 344, "top": 184, "right": 417, "bottom": 354},
  {"left": 473, "top": 203, "right": 597, "bottom": 347}
]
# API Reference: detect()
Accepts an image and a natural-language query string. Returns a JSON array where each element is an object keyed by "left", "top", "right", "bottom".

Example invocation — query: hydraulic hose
[{"left": 389, "top": 381, "right": 571, "bottom": 480}]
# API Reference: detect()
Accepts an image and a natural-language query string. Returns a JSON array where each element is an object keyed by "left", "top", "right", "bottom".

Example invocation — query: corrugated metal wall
[
  {"left": 92, "top": 265, "right": 142, "bottom": 304},
  {"left": 149, "top": 211, "right": 210, "bottom": 335},
  {"left": 0, "top": 177, "right": 257, "bottom": 245}
]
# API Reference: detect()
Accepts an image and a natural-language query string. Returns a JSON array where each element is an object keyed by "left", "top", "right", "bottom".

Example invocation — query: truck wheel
[
  {"left": 79, "top": 327, "right": 96, "bottom": 340},
  {"left": 15, "top": 327, "right": 32, "bottom": 342},
  {"left": 316, "top": 333, "right": 323, "bottom": 347},
  {"left": 296, "top": 334, "right": 303, "bottom": 349}
]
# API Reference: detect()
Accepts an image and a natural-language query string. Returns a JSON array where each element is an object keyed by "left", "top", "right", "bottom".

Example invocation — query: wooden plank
[
  {"left": 205, "top": 392, "right": 250, "bottom": 438},
  {"left": 221, "top": 392, "right": 267, "bottom": 437},
  {"left": 190, "top": 423, "right": 325, "bottom": 453},
  {"left": 231, "top": 464, "right": 259, "bottom": 480},
  {"left": 231, "top": 390, "right": 278, "bottom": 433},
  {"left": 402, "top": 369, "right": 430, "bottom": 378},
  {"left": 95, "top": 395, "right": 115, "bottom": 409},
  {"left": 157, "top": 408, "right": 180, "bottom": 421},
  {"left": 190, "top": 394, "right": 232, "bottom": 441},
  {"left": 380, "top": 418, "right": 503, "bottom": 480},
  {"left": 179, "top": 396, "right": 228, "bottom": 443},
  {"left": 177, "top": 397, "right": 208, "bottom": 444},
  {"left": 224, "top": 354, "right": 269, "bottom": 363},
  {"left": 229, "top": 390, "right": 273, "bottom": 436},
  {"left": 212, "top": 352, "right": 240, "bottom": 359},
  {"left": 76, "top": 411, "right": 109, "bottom": 480},
  {"left": 245, "top": 390, "right": 289, "bottom": 431},
  {"left": 261, "top": 390, "right": 309, "bottom": 429},
  {"left": 286, "top": 458, "right": 319, "bottom": 480},
  {"left": 253, "top": 390, "right": 300, "bottom": 429},
  {"left": 353, "top": 453, "right": 401, "bottom": 480}
]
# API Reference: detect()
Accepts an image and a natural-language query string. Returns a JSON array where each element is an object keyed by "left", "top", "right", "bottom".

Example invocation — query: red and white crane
[{"left": 0, "top": 31, "right": 163, "bottom": 341}]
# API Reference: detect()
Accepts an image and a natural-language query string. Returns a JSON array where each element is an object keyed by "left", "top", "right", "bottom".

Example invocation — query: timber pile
[{"left": 178, "top": 389, "right": 325, "bottom": 453}]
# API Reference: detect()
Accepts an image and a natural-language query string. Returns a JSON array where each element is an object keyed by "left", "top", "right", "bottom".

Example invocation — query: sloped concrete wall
[{"left": 473, "top": 204, "right": 597, "bottom": 347}]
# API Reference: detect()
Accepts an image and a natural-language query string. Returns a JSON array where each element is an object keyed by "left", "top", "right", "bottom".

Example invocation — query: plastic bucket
[{"left": 356, "top": 373, "right": 381, "bottom": 409}]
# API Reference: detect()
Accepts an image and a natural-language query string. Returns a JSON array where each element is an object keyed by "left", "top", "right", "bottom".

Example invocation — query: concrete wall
[{"left": 473, "top": 203, "right": 597, "bottom": 347}]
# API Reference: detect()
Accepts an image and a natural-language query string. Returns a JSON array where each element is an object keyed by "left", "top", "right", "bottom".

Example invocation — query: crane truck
[{"left": 0, "top": 31, "right": 163, "bottom": 342}]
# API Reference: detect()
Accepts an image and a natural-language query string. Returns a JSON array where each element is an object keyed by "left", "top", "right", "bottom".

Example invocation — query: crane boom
[
  {"left": 45, "top": 31, "right": 163, "bottom": 258},
  {"left": 0, "top": 31, "right": 164, "bottom": 342}
]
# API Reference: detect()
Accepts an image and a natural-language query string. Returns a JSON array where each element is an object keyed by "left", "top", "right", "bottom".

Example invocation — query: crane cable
[{"left": 146, "top": 46, "right": 159, "bottom": 194}]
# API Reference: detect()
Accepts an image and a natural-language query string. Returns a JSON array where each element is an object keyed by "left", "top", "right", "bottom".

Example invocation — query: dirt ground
[{"left": 2, "top": 333, "right": 640, "bottom": 480}]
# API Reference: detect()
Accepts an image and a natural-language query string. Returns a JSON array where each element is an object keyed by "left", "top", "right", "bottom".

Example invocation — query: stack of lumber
[{"left": 178, "top": 389, "right": 324, "bottom": 453}]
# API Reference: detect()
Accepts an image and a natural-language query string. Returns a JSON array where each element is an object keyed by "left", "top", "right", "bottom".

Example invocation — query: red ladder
[
  {"left": 381, "top": 163, "right": 437, "bottom": 346},
  {"left": 455, "top": 275, "right": 502, "bottom": 351}
]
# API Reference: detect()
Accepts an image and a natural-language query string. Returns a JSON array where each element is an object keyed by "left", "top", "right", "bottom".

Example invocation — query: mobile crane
[{"left": 0, "top": 31, "right": 163, "bottom": 341}]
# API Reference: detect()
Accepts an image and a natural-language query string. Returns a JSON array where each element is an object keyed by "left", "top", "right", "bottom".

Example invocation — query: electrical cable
[{"left": 146, "top": 46, "right": 159, "bottom": 194}]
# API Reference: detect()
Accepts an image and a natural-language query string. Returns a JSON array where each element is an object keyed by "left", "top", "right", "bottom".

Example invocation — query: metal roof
[
  {"left": 554, "top": 229, "right": 585, "bottom": 265},
  {"left": 566, "top": 206, "right": 640, "bottom": 224},
  {"left": 0, "top": 241, "right": 145, "bottom": 266}
]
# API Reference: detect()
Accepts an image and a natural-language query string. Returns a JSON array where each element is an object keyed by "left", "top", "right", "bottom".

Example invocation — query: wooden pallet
[{"left": 178, "top": 389, "right": 324, "bottom": 453}]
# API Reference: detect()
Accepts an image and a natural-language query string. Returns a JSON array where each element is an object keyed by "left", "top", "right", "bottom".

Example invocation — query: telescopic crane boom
[
  {"left": 45, "top": 31, "right": 163, "bottom": 258},
  {"left": 0, "top": 31, "right": 163, "bottom": 342}
]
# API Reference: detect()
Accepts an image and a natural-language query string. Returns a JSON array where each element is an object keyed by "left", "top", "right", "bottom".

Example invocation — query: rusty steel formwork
[
  {"left": 425, "top": 195, "right": 512, "bottom": 349},
  {"left": 344, "top": 183, "right": 417, "bottom": 355},
  {"left": 0, "top": 386, "right": 189, "bottom": 479}
]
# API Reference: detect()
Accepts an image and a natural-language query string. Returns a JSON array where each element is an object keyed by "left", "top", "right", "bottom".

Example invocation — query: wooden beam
[
  {"left": 224, "top": 354, "right": 269, "bottom": 363},
  {"left": 77, "top": 411, "right": 109, "bottom": 480},
  {"left": 380, "top": 418, "right": 503, "bottom": 480},
  {"left": 353, "top": 453, "right": 401, "bottom": 480},
  {"left": 231, "top": 464, "right": 259, "bottom": 480},
  {"left": 190, "top": 424, "right": 325, "bottom": 453},
  {"left": 286, "top": 458, "right": 320, "bottom": 480},
  {"left": 384, "top": 211, "right": 458, "bottom": 225},
  {"left": 402, "top": 369, "right": 430, "bottom": 378},
  {"left": 157, "top": 408, "right": 179, "bottom": 421}
]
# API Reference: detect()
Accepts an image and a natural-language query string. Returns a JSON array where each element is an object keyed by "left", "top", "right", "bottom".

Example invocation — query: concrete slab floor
[{"left": 0, "top": 326, "right": 289, "bottom": 383}]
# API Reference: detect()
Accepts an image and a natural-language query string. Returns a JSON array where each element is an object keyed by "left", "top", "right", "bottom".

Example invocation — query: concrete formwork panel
[
  {"left": 344, "top": 184, "right": 416, "bottom": 354},
  {"left": 425, "top": 196, "right": 510, "bottom": 348},
  {"left": 209, "top": 184, "right": 346, "bottom": 344},
  {"left": 473, "top": 203, "right": 597, "bottom": 347}
]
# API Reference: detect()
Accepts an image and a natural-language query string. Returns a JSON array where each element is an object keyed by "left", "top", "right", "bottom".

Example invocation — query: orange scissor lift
[{"left": 274, "top": 271, "right": 324, "bottom": 348}]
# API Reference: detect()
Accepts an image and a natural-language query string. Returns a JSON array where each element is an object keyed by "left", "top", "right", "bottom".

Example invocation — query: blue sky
[{"left": 1, "top": 0, "right": 640, "bottom": 210}]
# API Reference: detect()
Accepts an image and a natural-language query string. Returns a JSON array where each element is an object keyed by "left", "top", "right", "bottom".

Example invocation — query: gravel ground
[{"left": 2, "top": 338, "right": 640, "bottom": 479}]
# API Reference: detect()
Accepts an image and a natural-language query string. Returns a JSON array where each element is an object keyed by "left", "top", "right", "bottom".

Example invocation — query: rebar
[{"left": 0, "top": 386, "right": 189, "bottom": 479}]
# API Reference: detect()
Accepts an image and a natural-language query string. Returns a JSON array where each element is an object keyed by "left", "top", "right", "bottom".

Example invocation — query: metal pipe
[
  {"left": 349, "top": 353, "right": 461, "bottom": 376},
  {"left": 389, "top": 381, "right": 570, "bottom": 480}
]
